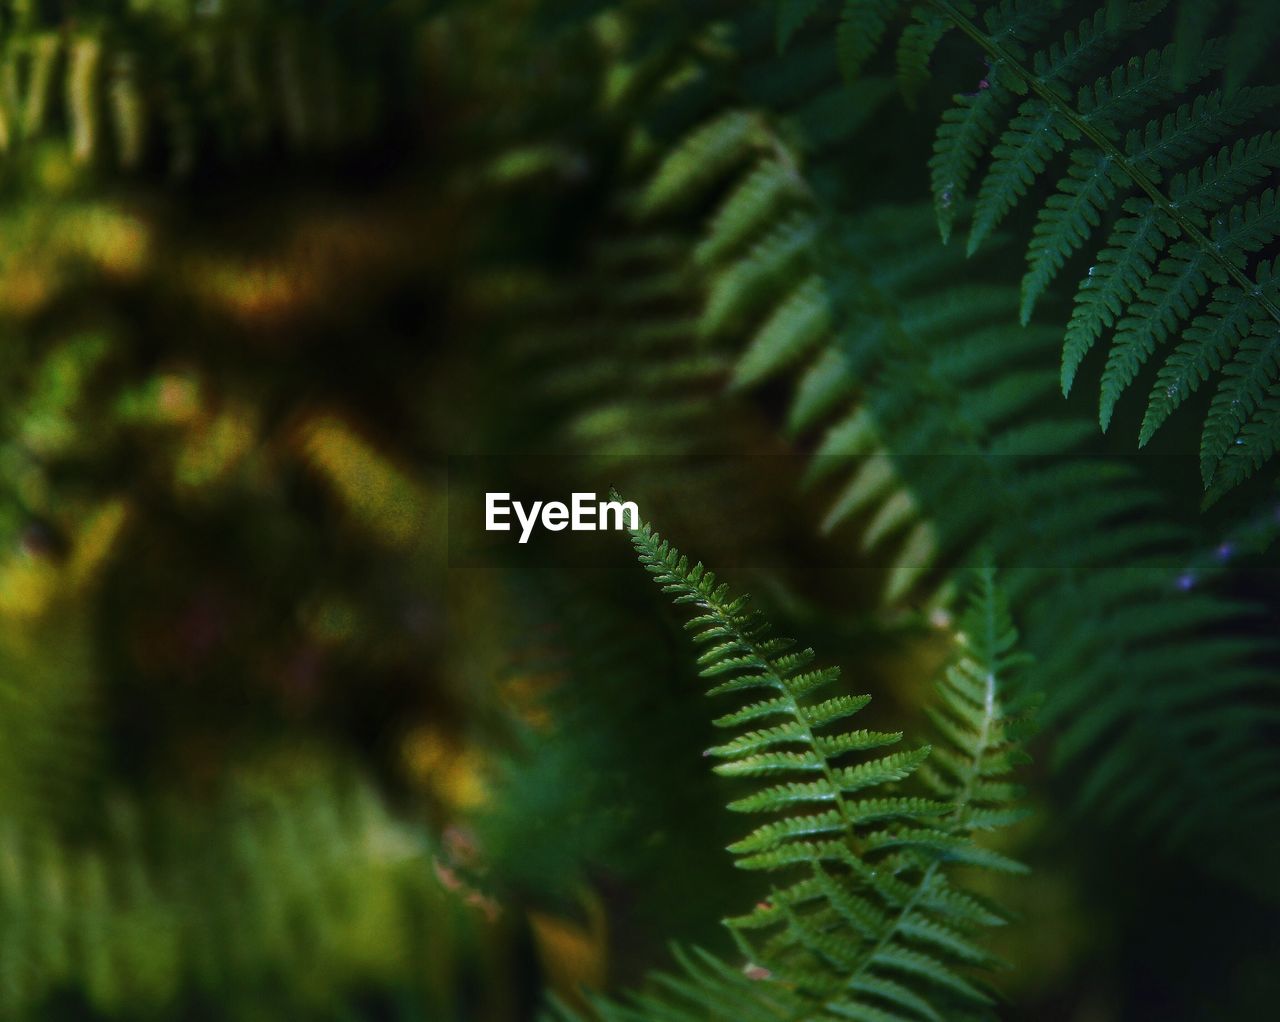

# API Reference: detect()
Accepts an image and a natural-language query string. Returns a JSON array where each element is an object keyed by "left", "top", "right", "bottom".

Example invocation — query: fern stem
[
  {"left": 829, "top": 606, "right": 1001, "bottom": 1007},
  {"left": 829, "top": 860, "right": 938, "bottom": 1008},
  {"left": 696, "top": 584, "right": 862, "bottom": 844},
  {"left": 928, "top": 0, "right": 1280, "bottom": 334}
]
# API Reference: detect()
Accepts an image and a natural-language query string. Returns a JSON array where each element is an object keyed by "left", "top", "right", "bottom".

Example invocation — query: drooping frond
[{"left": 787, "top": 0, "right": 1280, "bottom": 493}]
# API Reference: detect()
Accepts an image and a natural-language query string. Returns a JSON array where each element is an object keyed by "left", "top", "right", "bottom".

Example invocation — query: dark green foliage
[
  {"left": 632, "top": 11, "right": 1280, "bottom": 885},
  {"left": 785, "top": 0, "right": 1280, "bottom": 494},
  {"left": 473, "top": 564, "right": 736, "bottom": 943},
  {"left": 0, "top": 773, "right": 466, "bottom": 1020}
]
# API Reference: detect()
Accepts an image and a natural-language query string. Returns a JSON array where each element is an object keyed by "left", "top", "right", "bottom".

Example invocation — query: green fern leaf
[
  {"left": 1102, "top": 189, "right": 1280, "bottom": 429},
  {"left": 1203, "top": 277, "right": 1280, "bottom": 480},
  {"left": 932, "top": 89, "right": 1013, "bottom": 245},
  {"left": 1022, "top": 88, "right": 1277, "bottom": 321},
  {"left": 731, "top": 275, "right": 833, "bottom": 389},
  {"left": 1205, "top": 380, "right": 1280, "bottom": 500},
  {"left": 695, "top": 159, "right": 804, "bottom": 269},
  {"left": 1141, "top": 289, "right": 1255, "bottom": 444},
  {"left": 614, "top": 510, "right": 1031, "bottom": 1018},
  {"left": 788, "top": 347, "right": 858, "bottom": 433},
  {"left": 969, "top": 98, "right": 1075, "bottom": 255},
  {"left": 641, "top": 111, "right": 762, "bottom": 217},
  {"left": 703, "top": 213, "right": 817, "bottom": 337}
]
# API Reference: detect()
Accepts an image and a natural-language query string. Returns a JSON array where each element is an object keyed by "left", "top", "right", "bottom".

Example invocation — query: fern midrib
[
  {"left": 826, "top": 856, "right": 938, "bottom": 1005},
  {"left": 956, "top": 591, "right": 1001, "bottom": 828},
  {"left": 827, "top": 615, "right": 1002, "bottom": 1009},
  {"left": 928, "top": 0, "right": 1280, "bottom": 341},
  {"left": 681, "top": 571, "right": 864, "bottom": 846}
]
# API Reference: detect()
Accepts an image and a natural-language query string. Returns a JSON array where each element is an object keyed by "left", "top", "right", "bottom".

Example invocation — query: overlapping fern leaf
[
  {"left": 778, "top": 0, "right": 1280, "bottom": 495},
  {"left": 631, "top": 14, "right": 1280, "bottom": 883},
  {"left": 552, "top": 518, "right": 1033, "bottom": 1021}
]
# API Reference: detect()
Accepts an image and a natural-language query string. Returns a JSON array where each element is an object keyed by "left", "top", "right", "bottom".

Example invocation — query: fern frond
[
  {"left": 799, "top": 0, "right": 1280, "bottom": 488},
  {"left": 546, "top": 944, "right": 811, "bottom": 1022},
  {"left": 1099, "top": 189, "right": 1280, "bottom": 429},
  {"left": 695, "top": 158, "right": 808, "bottom": 269},
  {"left": 731, "top": 274, "right": 834, "bottom": 389},
  {"left": 1202, "top": 270, "right": 1280, "bottom": 479},
  {"left": 1023, "top": 86, "right": 1279, "bottom": 320},
  {"left": 641, "top": 111, "right": 765, "bottom": 217},
  {"left": 614, "top": 512, "right": 1031, "bottom": 1019},
  {"left": 897, "top": 4, "right": 958, "bottom": 104}
]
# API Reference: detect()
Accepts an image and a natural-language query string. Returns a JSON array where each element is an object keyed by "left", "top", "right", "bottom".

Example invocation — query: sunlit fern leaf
[
  {"left": 641, "top": 111, "right": 764, "bottom": 217},
  {"left": 823, "top": 452, "right": 899, "bottom": 533},
  {"left": 590, "top": 513, "right": 1032, "bottom": 1020},
  {"left": 0, "top": 0, "right": 420, "bottom": 176},
  {"left": 703, "top": 212, "right": 818, "bottom": 337},
  {"left": 789, "top": 347, "right": 858, "bottom": 434},
  {"left": 731, "top": 274, "right": 834, "bottom": 389},
  {"left": 695, "top": 159, "right": 807, "bottom": 268}
]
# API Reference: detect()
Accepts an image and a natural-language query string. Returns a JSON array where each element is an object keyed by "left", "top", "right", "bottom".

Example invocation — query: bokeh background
[{"left": 0, "top": 1, "right": 1276, "bottom": 1020}]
